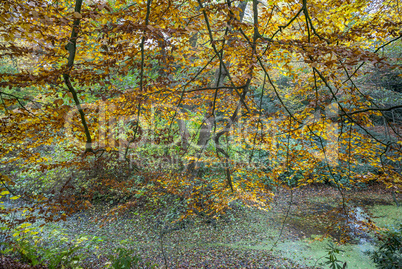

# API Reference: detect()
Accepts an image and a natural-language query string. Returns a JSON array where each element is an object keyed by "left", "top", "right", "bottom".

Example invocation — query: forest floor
[{"left": 2, "top": 184, "right": 401, "bottom": 268}]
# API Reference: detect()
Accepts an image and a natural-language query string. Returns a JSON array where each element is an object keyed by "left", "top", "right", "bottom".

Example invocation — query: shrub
[
  {"left": 108, "top": 247, "right": 155, "bottom": 269},
  {"left": 314, "top": 241, "right": 347, "bottom": 269},
  {"left": 1, "top": 225, "right": 103, "bottom": 269},
  {"left": 367, "top": 223, "right": 402, "bottom": 269}
]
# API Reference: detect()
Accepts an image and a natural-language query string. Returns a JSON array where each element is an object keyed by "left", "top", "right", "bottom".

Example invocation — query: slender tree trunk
[
  {"left": 392, "top": 189, "right": 399, "bottom": 207},
  {"left": 177, "top": 119, "right": 189, "bottom": 151}
]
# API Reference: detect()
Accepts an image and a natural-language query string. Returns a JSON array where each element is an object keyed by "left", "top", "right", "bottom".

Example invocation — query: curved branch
[
  {"left": 342, "top": 105, "right": 402, "bottom": 116},
  {"left": 0, "top": 91, "right": 36, "bottom": 117}
]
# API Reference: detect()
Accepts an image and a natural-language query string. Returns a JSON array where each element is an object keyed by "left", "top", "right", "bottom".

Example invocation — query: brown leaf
[{"left": 53, "top": 99, "right": 64, "bottom": 107}]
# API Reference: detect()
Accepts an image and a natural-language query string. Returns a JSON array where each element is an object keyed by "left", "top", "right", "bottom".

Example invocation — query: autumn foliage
[{"left": 0, "top": 0, "right": 401, "bottom": 233}]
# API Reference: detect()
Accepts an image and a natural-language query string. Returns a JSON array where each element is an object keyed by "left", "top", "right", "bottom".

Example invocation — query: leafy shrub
[
  {"left": 314, "top": 242, "right": 346, "bottom": 269},
  {"left": 8, "top": 238, "right": 85, "bottom": 269},
  {"left": 323, "top": 242, "right": 346, "bottom": 269},
  {"left": 367, "top": 223, "right": 402, "bottom": 269},
  {"left": 2, "top": 225, "right": 103, "bottom": 269},
  {"left": 108, "top": 247, "right": 140, "bottom": 269},
  {"left": 108, "top": 247, "right": 155, "bottom": 269},
  {"left": 13, "top": 239, "right": 42, "bottom": 266}
]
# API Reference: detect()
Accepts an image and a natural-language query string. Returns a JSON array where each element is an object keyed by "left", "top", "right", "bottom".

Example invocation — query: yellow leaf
[
  {"left": 20, "top": 223, "right": 32, "bottom": 229},
  {"left": 73, "top": 12, "right": 82, "bottom": 19}
]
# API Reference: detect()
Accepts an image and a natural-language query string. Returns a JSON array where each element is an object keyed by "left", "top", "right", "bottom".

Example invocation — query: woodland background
[{"left": 0, "top": 0, "right": 402, "bottom": 268}]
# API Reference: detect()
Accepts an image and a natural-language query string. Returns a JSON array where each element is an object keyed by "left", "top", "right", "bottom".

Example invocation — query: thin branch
[
  {"left": 185, "top": 85, "right": 246, "bottom": 93},
  {"left": 270, "top": 8, "right": 303, "bottom": 40},
  {"left": 303, "top": 0, "right": 329, "bottom": 43},
  {"left": 341, "top": 105, "right": 402, "bottom": 116},
  {"left": 139, "top": 0, "right": 152, "bottom": 92},
  {"left": 339, "top": 61, "right": 402, "bottom": 139},
  {"left": 343, "top": 35, "right": 402, "bottom": 84},
  {"left": 197, "top": 0, "right": 250, "bottom": 113},
  {"left": 167, "top": 53, "right": 219, "bottom": 129},
  {"left": 313, "top": 66, "right": 390, "bottom": 147},
  {"left": 0, "top": 92, "right": 36, "bottom": 117},
  {"left": 271, "top": 120, "right": 293, "bottom": 251}
]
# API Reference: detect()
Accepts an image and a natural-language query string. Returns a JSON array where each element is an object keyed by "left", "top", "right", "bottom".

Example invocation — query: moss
[
  {"left": 215, "top": 237, "right": 375, "bottom": 268},
  {"left": 369, "top": 205, "right": 402, "bottom": 228}
]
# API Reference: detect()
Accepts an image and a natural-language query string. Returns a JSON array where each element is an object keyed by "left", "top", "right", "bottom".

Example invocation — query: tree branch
[{"left": 342, "top": 105, "right": 402, "bottom": 116}]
